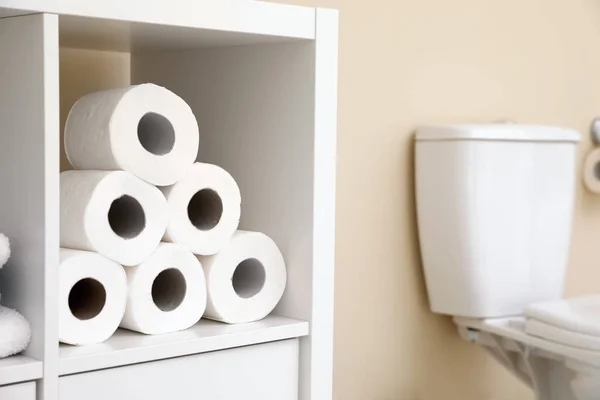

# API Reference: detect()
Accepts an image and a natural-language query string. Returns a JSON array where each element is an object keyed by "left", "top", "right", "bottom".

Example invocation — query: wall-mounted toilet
[{"left": 415, "top": 124, "right": 600, "bottom": 400}]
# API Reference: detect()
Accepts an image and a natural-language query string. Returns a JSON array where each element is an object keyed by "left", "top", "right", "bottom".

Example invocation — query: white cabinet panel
[
  {"left": 60, "top": 339, "right": 299, "bottom": 400},
  {"left": 0, "top": 382, "right": 36, "bottom": 400}
]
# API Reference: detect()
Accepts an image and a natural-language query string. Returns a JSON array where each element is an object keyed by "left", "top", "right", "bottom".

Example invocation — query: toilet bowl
[{"left": 415, "top": 124, "right": 600, "bottom": 400}]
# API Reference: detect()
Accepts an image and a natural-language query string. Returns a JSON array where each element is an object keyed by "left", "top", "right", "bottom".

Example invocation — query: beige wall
[
  {"left": 281, "top": 0, "right": 600, "bottom": 399},
  {"left": 59, "top": 1, "right": 600, "bottom": 398}
]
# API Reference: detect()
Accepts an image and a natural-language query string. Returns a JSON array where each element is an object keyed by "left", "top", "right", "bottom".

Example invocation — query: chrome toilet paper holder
[{"left": 590, "top": 118, "right": 600, "bottom": 145}]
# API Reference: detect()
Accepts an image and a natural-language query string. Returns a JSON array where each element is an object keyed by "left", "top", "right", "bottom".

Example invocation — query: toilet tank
[{"left": 415, "top": 124, "right": 580, "bottom": 318}]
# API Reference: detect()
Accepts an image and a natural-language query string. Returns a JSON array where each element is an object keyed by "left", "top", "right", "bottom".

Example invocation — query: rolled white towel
[
  {"left": 0, "top": 306, "right": 31, "bottom": 358},
  {"left": 0, "top": 233, "right": 10, "bottom": 268}
]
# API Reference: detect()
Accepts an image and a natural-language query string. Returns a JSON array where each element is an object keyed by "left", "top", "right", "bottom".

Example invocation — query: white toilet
[{"left": 415, "top": 124, "right": 600, "bottom": 400}]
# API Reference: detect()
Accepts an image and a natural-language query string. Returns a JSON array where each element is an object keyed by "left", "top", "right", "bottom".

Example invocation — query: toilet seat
[
  {"left": 454, "top": 316, "right": 600, "bottom": 366},
  {"left": 525, "top": 296, "right": 600, "bottom": 337},
  {"left": 525, "top": 319, "right": 600, "bottom": 351},
  {"left": 524, "top": 296, "right": 600, "bottom": 351}
]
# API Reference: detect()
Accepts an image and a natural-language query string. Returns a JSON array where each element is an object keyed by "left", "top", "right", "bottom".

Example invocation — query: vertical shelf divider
[
  {"left": 0, "top": 12, "right": 60, "bottom": 400},
  {"left": 306, "top": 9, "right": 338, "bottom": 400}
]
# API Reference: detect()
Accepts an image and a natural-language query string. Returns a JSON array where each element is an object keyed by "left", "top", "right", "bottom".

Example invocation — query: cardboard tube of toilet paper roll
[
  {"left": 584, "top": 148, "right": 600, "bottom": 194},
  {"left": 160, "top": 162, "right": 241, "bottom": 255},
  {"left": 60, "top": 170, "right": 168, "bottom": 266},
  {"left": 59, "top": 249, "right": 127, "bottom": 345},
  {"left": 64, "top": 83, "right": 199, "bottom": 186},
  {"left": 120, "top": 243, "right": 207, "bottom": 335},
  {"left": 197, "top": 230, "right": 287, "bottom": 324}
]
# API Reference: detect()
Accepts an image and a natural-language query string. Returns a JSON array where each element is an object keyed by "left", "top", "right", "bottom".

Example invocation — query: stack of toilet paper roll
[{"left": 59, "top": 84, "right": 287, "bottom": 346}]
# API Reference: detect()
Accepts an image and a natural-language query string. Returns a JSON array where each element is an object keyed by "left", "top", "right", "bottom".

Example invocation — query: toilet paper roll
[
  {"left": 584, "top": 148, "right": 600, "bottom": 194},
  {"left": 64, "top": 83, "right": 199, "bottom": 186},
  {"left": 197, "top": 230, "right": 287, "bottom": 324},
  {"left": 59, "top": 248, "right": 127, "bottom": 345},
  {"left": 160, "top": 162, "right": 241, "bottom": 255},
  {"left": 60, "top": 170, "right": 168, "bottom": 266},
  {"left": 120, "top": 243, "right": 206, "bottom": 335}
]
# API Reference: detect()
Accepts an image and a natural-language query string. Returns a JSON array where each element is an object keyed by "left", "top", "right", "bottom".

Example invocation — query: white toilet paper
[
  {"left": 161, "top": 162, "right": 241, "bottom": 255},
  {"left": 60, "top": 170, "right": 168, "bottom": 266},
  {"left": 120, "top": 243, "right": 207, "bottom": 335},
  {"left": 64, "top": 83, "right": 199, "bottom": 186},
  {"left": 197, "top": 230, "right": 287, "bottom": 324},
  {"left": 59, "top": 248, "right": 127, "bottom": 345}
]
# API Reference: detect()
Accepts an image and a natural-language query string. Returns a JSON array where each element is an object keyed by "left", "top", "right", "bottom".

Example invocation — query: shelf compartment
[
  {"left": 59, "top": 315, "right": 308, "bottom": 376},
  {"left": 58, "top": 31, "right": 326, "bottom": 380},
  {"left": 0, "top": 356, "right": 43, "bottom": 386}
]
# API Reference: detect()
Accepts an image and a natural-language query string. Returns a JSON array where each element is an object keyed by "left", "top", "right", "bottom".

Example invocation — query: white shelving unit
[
  {"left": 0, "top": 2, "right": 338, "bottom": 400},
  {"left": 59, "top": 316, "right": 309, "bottom": 375},
  {"left": 0, "top": 356, "right": 43, "bottom": 386}
]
